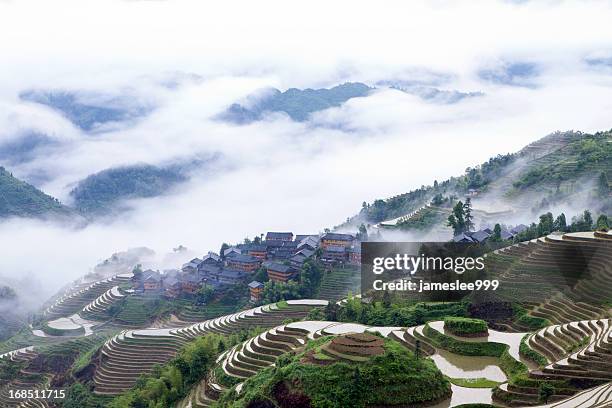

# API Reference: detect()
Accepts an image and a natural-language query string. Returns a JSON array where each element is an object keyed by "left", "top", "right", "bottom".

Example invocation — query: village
[{"left": 132, "top": 231, "right": 362, "bottom": 303}]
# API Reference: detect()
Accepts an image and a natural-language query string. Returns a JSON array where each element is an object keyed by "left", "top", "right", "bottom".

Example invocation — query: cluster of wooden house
[{"left": 132, "top": 231, "right": 361, "bottom": 302}]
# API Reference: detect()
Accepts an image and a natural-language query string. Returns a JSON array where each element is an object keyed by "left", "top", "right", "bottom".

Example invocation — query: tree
[
  {"left": 196, "top": 286, "right": 214, "bottom": 304},
  {"left": 583, "top": 210, "right": 593, "bottom": 230},
  {"left": 492, "top": 224, "right": 502, "bottom": 242},
  {"left": 538, "top": 212, "right": 554, "bottom": 236},
  {"left": 596, "top": 214, "right": 609, "bottom": 231},
  {"left": 463, "top": 198, "right": 474, "bottom": 232},
  {"left": 431, "top": 193, "right": 444, "bottom": 206},
  {"left": 554, "top": 213, "right": 567, "bottom": 232},
  {"left": 447, "top": 201, "right": 466, "bottom": 236},
  {"left": 324, "top": 301, "right": 339, "bottom": 321},
  {"left": 538, "top": 383, "right": 555, "bottom": 403}
]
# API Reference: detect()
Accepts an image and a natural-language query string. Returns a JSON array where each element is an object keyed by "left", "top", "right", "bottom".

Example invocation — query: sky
[{"left": 1, "top": 0, "right": 612, "bottom": 299}]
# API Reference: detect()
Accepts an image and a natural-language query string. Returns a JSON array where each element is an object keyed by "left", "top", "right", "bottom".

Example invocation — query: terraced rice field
[
  {"left": 185, "top": 311, "right": 612, "bottom": 408},
  {"left": 317, "top": 267, "right": 361, "bottom": 301},
  {"left": 487, "top": 232, "right": 611, "bottom": 330},
  {"left": 0, "top": 346, "right": 49, "bottom": 408},
  {"left": 0, "top": 333, "right": 111, "bottom": 407},
  {"left": 43, "top": 273, "right": 133, "bottom": 320},
  {"left": 176, "top": 304, "right": 237, "bottom": 323},
  {"left": 94, "top": 299, "right": 327, "bottom": 395},
  {"left": 80, "top": 286, "right": 126, "bottom": 321}
]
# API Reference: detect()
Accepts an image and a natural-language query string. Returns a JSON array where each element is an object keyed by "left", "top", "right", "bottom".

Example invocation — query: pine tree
[
  {"left": 554, "top": 213, "right": 567, "bottom": 232},
  {"left": 464, "top": 198, "right": 474, "bottom": 232},
  {"left": 583, "top": 210, "right": 593, "bottom": 230}
]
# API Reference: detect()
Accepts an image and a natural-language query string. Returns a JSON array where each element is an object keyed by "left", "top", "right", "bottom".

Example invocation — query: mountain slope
[
  {"left": 70, "top": 164, "right": 188, "bottom": 215},
  {"left": 0, "top": 166, "right": 74, "bottom": 218},
  {"left": 20, "top": 90, "right": 150, "bottom": 131},
  {"left": 220, "top": 82, "right": 372, "bottom": 123},
  {"left": 355, "top": 130, "right": 612, "bottom": 233}
]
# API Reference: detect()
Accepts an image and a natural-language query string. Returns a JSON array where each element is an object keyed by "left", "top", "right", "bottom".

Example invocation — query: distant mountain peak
[
  {"left": 218, "top": 82, "right": 373, "bottom": 124},
  {"left": 19, "top": 89, "right": 151, "bottom": 132}
]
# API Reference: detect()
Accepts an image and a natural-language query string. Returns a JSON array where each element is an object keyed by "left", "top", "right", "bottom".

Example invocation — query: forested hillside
[
  {"left": 70, "top": 164, "right": 188, "bottom": 215},
  {"left": 220, "top": 82, "right": 372, "bottom": 123},
  {"left": 356, "top": 130, "right": 612, "bottom": 229},
  {"left": 20, "top": 90, "right": 149, "bottom": 131},
  {"left": 0, "top": 166, "right": 73, "bottom": 218}
]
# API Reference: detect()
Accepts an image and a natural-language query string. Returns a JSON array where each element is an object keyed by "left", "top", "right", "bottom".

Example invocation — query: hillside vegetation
[
  {"left": 70, "top": 164, "right": 187, "bottom": 215},
  {"left": 217, "top": 335, "right": 450, "bottom": 408},
  {"left": 0, "top": 166, "right": 73, "bottom": 218},
  {"left": 357, "top": 130, "right": 612, "bottom": 228},
  {"left": 220, "top": 82, "right": 372, "bottom": 123},
  {"left": 20, "top": 90, "right": 148, "bottom": 131}
]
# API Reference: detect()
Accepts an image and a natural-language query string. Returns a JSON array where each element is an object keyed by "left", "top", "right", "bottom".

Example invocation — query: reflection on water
[
  {"left": 429, "top": 349, "right": 507, "bottom": 381},
  {"left": 429, "top": 384, "right": 493, "bottom": 408},
  {"left": 429, "top": 320, "right": 534, "bottom": 367}
]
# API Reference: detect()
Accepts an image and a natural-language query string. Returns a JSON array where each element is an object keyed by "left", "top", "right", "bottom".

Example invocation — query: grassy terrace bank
[{"left": 215, "top": 335, "right": 451, "bottom": 408}]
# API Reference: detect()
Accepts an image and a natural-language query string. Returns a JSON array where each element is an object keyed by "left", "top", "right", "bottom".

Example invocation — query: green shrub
[
  {"left": 517, "top": 314, "right": 550, "bottom": 330},
  {"left": 443, "top": 317, "right": 488, "bottom": 336},
  {"left": 423, "top": 324, "right": 505, "bottom": 357},
  {"left": 539, "top": 382, "right": 555, "bottom": 403}
]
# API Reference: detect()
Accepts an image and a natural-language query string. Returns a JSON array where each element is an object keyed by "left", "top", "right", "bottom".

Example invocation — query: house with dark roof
[
  {"left": 321, "top": 232, "right": 354, "bottom": 249},
  {"left": 197, "top": 264, "right": 223, "bottom": 287},
  {"left": 266, "top": 232, "right": 294, "bottom": 242},
  {"left": 266, "top": 240, "right": 298, "bottom": 260},
  {"left": 248, "top": 281, "right": 264, "bottom": 302},
  {"left": 223, "top": 247, "right": 241, "bottom": 258},
  {"left": 142, "top": 270, "right": 162, "bottom": 292},
  {"left": 163, "top": 275, "right": 181, "bottom": 298},
  {"left": 181, "top": 257, "right": 203, "bottom": 273},
  {"left": 201, "top": 252, "right": 221, "bottom": 265},
  {"left": 245, "top": 244, "right": 267, "bottom": 260},
  {"left": 180, "top": 273, "right": 204, "bottom": 294},
  {"left": 225, "top": 253, "right": 261, "bottom": 272},
  {"left": 453, "top": 233, "right": 474, "bottom": 243},
  {"left": 297, "top": 236, "right": 319, "bottom": 251},
  {"left": 266, "top": 263, "right": 298, "bottom": 283},
  {"left": 218, "top": 268, "right": 247, "bottom": 285},
  {"left": 500, "top": 230, "right": 514, "bottom": 241},
  {"left": 470, "top": 230, "right": 491, "bottom": 243},
  {"left": 290, "top": 247, "right": 315, "bottom": 268},
  {"left": 321, "top": 245, "right": 347, "bottom": 264}
]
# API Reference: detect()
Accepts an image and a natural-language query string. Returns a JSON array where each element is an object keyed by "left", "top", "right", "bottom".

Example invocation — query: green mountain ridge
[
  {"left": 0, "top": 166, "right": 74, "bottom": 219},
  {"left": 354, "top": 130, "right": 612, "bottom": 233}
]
